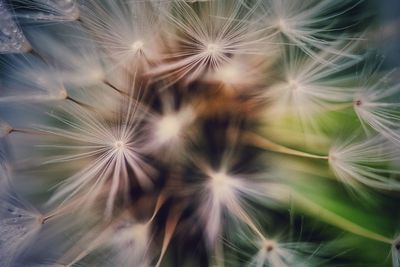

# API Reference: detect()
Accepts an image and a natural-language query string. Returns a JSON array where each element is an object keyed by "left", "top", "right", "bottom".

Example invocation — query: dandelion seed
[
  {"left": 149, "top": 0, "right": 268, "bottom": 83},
  {"left": 79, "top": 0, "right": 163, "bottom": 70},
  {"left": 198, "top": 166, "right": 255, "bottom": 244},
  {"left": 0, "top": 55, "right": 67, "bottom": 103},
  {"left": 265, "top": 42, "right": 360, "bottom": 131},
  {"left": 194, "top": 152, "right": 275, "bottom": 245},
  {"left": 353, "top": 72, "right": 400, "bottom": 145},
  {"left": 41, "top": 100, "right": 153, "bottom": 217},
  {"left": 248, "top": 237, "right": 316, "bottom": 267},
  {"left": 329, "top": 135, "right": 400, "bottom": 191},
  {"left": 0, "top": 0, "right": 398, "bottom": 265},
  {"left": 25, "top": 28, "right": 105, "bottom": 87},
  {"left": 258, "top": 0, "right": 363, "bottom": 62}
]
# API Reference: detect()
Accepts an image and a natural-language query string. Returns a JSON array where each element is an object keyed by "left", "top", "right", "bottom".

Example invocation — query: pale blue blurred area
[{"left": 377, "top": 0, "right": 400, "bottom": 67}]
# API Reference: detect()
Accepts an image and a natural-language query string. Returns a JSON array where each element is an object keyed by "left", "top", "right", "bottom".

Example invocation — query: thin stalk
[
  {"left": 66, "top": 96, "right": 92, "bottom": 109},
  {"left": 9, "top": 128, "right": 42, "bottom": 135},
  {"left": 292, "top": 192, "right": 393, "bottom": 245},
  {"left": 235, "top": 205, "right": 266, "bottom": 241},
  {"left": 243, "top": 132, "right": 329, "bottom": 160},
  {"left": 103, "top": 79, "right": 127, "bottom": 96}
]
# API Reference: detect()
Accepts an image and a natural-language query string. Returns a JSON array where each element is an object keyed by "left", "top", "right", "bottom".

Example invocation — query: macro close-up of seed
[{"left": 1, "top": 0, "right": 400, "bottom": 266}]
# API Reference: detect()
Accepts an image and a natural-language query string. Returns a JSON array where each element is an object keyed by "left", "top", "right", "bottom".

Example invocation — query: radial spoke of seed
[
  {"left": 234, "top": 203, "right": 266, "bottom": 241},
  {"left": 242, "top": 132, "right": 329, "bottom": 160}
]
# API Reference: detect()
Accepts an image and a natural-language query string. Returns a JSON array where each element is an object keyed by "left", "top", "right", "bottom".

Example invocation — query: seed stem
[
  {"left": 243, "top": 132, "right": 329, "bottom": 160},
  {"left": 103, "top": 79, "right": 127, "bottom": 95},
  {"left": 292, "top": 192, "right": 393, "bottom": 244},
  {"left": 65, "top": 95, "right": 92, "bottom": 109}
]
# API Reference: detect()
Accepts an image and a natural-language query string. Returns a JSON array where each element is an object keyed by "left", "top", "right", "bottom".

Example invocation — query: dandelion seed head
[
  {"left": 131, "top": 40, "right": 144, "bottom": 53},
  {"left": 147, "top": 105, "right": 195, "bottom": 154},
  {"left": 208, "top": 171, "right": 233, "bottom": 197},
  {"left": 329, "top": 136, "right": 400, "bottom": 191},
  {"left": 155, "top": 114, "right": 182, "bottom": 143},
  {"left": 287, "top": 79, "right": 301, "bottom": 91},
  {"left": 113, "top": 140, "right": 126, "bottom": 151},
  {"left": 262, "top": 239, "right": 277, "bottom": 252},
  {"left": 41, "top": 101, "right": 154, "bottom": 215},
  {"left": 0, "top": 0, "right": 398, "bottom": 266},
  {"left": 205, "top": 42, "right": 222, "bottom": 56},
  {"left": 354, "top": 99, "right": 363, "bottom": 107},
  {"left": 276, "top": 18, "right": 289, "bottom": 32}
]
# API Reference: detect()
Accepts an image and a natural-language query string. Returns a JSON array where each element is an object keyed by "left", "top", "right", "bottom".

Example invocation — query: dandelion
[{"left": 0, "top": 0, "right": 399, "bottom": 266}]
